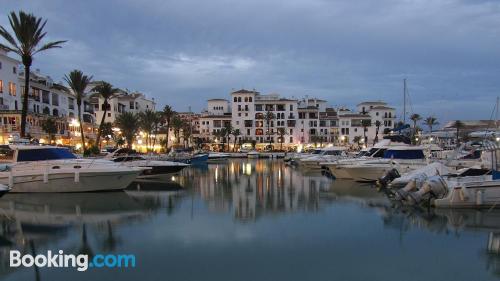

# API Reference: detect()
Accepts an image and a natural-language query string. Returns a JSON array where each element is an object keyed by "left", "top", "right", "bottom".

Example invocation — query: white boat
[
  {"left": 247, "top": 150, "right": 260, "bottom": 158},
  {"left": 207, "top": 152, "right": 230, "bottom": 163},
  {"left": 320, "top": 146, "right": 389, "bottom": 179},
  {"left": 0, "top": 145, "right": 142, "bottom": 192},
  {"left": 299, "top": 146, "right": 348, "bottom": 170},
  {"left": 106, "top": 148, "right": 189, "bottom": 179},
  {"left": 340, "top": 146, "right": 428, "bottom": 182}
]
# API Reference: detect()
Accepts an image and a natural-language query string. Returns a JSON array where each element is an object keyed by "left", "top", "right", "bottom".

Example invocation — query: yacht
[
  {"left": 106, "top": 148, "right": 189, "bottom": 179},
  {"left": 299, "top": 146, "right": 348, "bottom": 170},
  {"left": 339, "top": 146, "right": 428, "bottom": 182},
  {"left": 320, "top": 146, "right": 389, "bottom": 179},
  {"left": 207, "top": 152, "right": 230, "bottom": 163},
  {"left": 0, "top": 145, "right": 142, "bottom": 192}
]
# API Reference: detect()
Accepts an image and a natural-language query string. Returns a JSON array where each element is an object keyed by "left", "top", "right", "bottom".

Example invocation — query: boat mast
[
  {"left": 403, "top": 78, "right": 407, "bottom": 124},
  {"left": 496, "top": 96, "right": 499, "bottom": 130}
]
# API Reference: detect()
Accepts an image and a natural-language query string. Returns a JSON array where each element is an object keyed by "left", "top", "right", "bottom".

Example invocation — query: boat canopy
[
  {"left": 16, "top": 147, "right": 77, "bottom": 162},
  {"left": 383, "top": 148, "right": 425, "bottom": 159}
]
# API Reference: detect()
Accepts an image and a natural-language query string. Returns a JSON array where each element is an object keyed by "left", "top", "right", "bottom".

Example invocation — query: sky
[{"left": 1, "top": 0, "right": 500, "bottom": 125}]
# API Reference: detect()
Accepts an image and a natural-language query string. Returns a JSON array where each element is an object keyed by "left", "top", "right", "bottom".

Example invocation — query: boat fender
[
  {"left": 8, "top": 173, "right": 13, "bottom": 187},
  {"left": 75, "top": 171, "right": 80, "bottom": 183}
]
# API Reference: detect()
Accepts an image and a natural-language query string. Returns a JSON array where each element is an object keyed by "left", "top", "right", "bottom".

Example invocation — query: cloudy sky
[{"left": 1, "top": 0, "right": 500, "bottom": 124}]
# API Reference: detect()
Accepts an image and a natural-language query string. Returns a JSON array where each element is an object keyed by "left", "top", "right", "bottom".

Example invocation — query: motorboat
[
  {"left": 207, "top": 152, "right": 230, "bottom": 163},
  {"left": 320, "top": 146, "right": 389, "bottom": 179},
  {"left": 0, "top": 145, "right": 142, "bottom": 192},
  {"left": 339, "top": 146, "right": 428, "bottom": 182},
  {"left": 299, "top": 146, "right": 348, "bottom": 170},
  {"left": 247, "top": 150, "right": 260, "bottom": 159},
  {"left": 106, "top": 148, "right": 189, "bottom": 179}
]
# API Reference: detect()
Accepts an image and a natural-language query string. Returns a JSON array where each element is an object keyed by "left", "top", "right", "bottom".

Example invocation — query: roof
[
  {"left": 231, "top": 89, "right": 259, "bottom": 94},
  {"left": 357, "top": 101, "right": 387, "bottom": 106},
  {"left": 208, "top": 98, "right": 228, "bottom": 102},
  {"left": 338, "top": 113, "right": 370, "bottom": 118},
  {"left": 371, "top": 105, "right": 395, "bottom": 110},
  {"left": 200, "top": 114, "right": 232, "bottom": 119}
]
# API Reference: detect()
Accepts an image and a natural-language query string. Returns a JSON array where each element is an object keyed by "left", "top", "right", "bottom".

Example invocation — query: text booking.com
[{"left": 10, "top": 250, "right": 136, "bottom": 272}]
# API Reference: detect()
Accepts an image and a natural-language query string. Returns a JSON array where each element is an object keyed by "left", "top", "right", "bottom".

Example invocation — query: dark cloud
[{"left": 1, "top": 0, "right": 499, "bottom": 123}]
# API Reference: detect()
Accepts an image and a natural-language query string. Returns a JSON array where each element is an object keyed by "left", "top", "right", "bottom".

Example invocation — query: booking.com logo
[{"left": 10, "top": 250, "right": 136, "bottom": 272}]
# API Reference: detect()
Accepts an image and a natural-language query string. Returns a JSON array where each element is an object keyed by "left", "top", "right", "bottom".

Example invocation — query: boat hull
[{"left": 0, "top": 170, "right": 140, "bottom": 193}]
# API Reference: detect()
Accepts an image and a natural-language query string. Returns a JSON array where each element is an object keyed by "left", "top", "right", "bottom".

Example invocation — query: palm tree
[
  {"left": 182, "top": 121, "right": 193, "bottom": 148},
  {"left": 170, "top": 115, "right": 184, "bottom": 145},
  {"left": 138, "top": 109, "right": 159, "bottom": 151},
  {"left": 264, "top": 110, "right": 275, "bottom": 148},
  {"left": 424, "top": 116, "right": 439, "bottom": 133},
  {"left": 41, "top": 117, "right": 58, "bottom": 143},
  {"left": 450, "top": 120, "right": 465, "bottom": 147},
  {"left": 92, "top": 82, "right": 119, "bottom": 147},
  {"left": 374, "top": 120, "right": 381, "bottom": 144},
  {"left": 0, "top": 11, "right": 66, "bottom": 138},
  {"left": 223, "top": 123, "right": 233, "bottom": 152},
  {"left": 64, "top": 70, "right": 92, "bottom": 151},
  {"left": 361, "top": 119, "right": 371, "bottom": 145},
  {"left": 353, "top": 136, "right": 362, "bottom": 147},
  {"left": 277, "top": 128, "right": 286, "bottom": 151},
  {"left": 410, "top": 113, "right": 422, "bottom": 136},
  {"left": 114, "top": 112, "right": 139, "bottom": 149},
  {"left": 162, "top": 105, "right": 175, "bottom": 152},
  {"left": 232, "top": 129, "right": 241, "bottom": 152}
]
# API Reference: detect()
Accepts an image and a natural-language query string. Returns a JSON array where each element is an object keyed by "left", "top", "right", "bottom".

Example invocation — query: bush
[{"left": 83, "top": 145, "right": 100, "bottom": 157}]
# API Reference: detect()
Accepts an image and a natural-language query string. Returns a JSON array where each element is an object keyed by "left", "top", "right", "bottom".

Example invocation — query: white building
[
  {"left": 90, "top": 85, "right": 156, "bottom": 125},
  {"left": 196, "top": 89, "right": 397, "bottom": 149},
  {"left": 0, "top": 47, "right": 20, "bottom": 111}
]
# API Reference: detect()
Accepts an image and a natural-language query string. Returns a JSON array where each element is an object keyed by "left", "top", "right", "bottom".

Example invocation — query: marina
[{"left": 0, "top": 159, "right": 499, "bottom": 280}]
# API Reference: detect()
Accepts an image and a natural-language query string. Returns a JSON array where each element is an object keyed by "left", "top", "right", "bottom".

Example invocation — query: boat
[
  {"left": 106, "top": 148, "right": 189, "bottom": 179},
  {"left": 0, "top": 145, "right": 141, "bottom": 192},
  {"left": 247, "top": 150, "right": 260, "bottom": 159},
  {"left": 340, "top": 146, "right": 428, "bottom": 182},
  {"left": 207, "top": 152, "right": 230, "bottom": 163},
  {"left": 320, "top": 146, "right": 389, "bottom": 179},
  {"left": 299, "top": 146, "right": 348, "bottom": 170}
]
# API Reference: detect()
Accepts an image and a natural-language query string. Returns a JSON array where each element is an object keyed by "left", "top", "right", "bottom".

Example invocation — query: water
[{"left": 0, "top": 159, "right": 499, "bottom": 281}]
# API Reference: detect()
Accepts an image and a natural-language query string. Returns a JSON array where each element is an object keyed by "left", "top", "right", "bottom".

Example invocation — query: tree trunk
[
  {"left": 20, "top": 63, "right": 31, "bottom": 138},
  {"left": 78, "top": 103, "right": 86, "bottom": 152},
  {"left": 96, "top": 100, "right": 108, "bottom": 148},
  {"left": 165, "top": 124, "right": 170, "bottom": 152}
]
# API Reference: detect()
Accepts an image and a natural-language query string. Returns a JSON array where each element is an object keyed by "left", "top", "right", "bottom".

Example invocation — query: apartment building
[
  {"left": 199, "top": 89, "right": 397, "bottom": 149},
  {"left": 90, "top": 84, "right": 156, "bottom": 125}
]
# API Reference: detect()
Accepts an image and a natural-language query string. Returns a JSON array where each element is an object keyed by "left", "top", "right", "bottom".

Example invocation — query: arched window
[
  {"left": 234, "top": 97, "right": 237, "bottom": 102},
  {"left": 244, "top": 97, "right": 248, "bottom": 102},
  {"left": 238, "top": 97, "right": 241, "bottom": 102},
  {"left": 249, "top": 97, "right": 252, "bottom": 102},
  {"left": 52, "top": 109, "right": 59, "bottom": 117},
  {"left": 43, "top": 107, "right": 50, "bottom": 115}
]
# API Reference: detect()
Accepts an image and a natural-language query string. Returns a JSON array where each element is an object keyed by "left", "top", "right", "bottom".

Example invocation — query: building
[{"left": 197, "top": 89, "right": 397, "bottom": 150}]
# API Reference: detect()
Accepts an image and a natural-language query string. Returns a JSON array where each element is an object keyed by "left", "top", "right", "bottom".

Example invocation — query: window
[
  {"left": 107, "top": 112, "right": 111, "bottom": 117},
  {"left": 245, "top": 105, "right": 248, "bottom": 111},
  {"left": 289, "top": 137, "right": 293, "bottom": 143},
  {"left": 0, "top": 80, "right": 3, "bottom": 93},
  {"left": 290, "top": 104, "right": 293, "bottom": 111},
  {"left": 255, "top": 104, "right": 263, "bottom": 111},
  {"left": 244, "top": 97, "right": 248, "bottom": 102},
  {"left": 376, "top": 112, "right": 379, "bottom": 116},
  {"left": 238, "top": 97, "right": 241, "bottom": 102},
  {"left": 12, "top": 66, "right": 16, "bottom": 74},
  {"left": 249, "top": 97, "right": 252, "bottom": 102},
  {"left": 0, "top": 62, "right": 2, "bottom": 69},
  {"left": 52, "top": 93, "right": 59, "bottom": 106},
  {"left": 130, "top": 101, "right": 134, "bottom": 109},
  {"left": 233, "top": 97, "right": 237, "bottom": 102},
  {"left": 8, "top": 82, "right": 16, "bottom": 96}
]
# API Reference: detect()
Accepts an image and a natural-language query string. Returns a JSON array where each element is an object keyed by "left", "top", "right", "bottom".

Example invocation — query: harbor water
[{"left": 0, "top": 159, "right": 499, "bottom": 281}]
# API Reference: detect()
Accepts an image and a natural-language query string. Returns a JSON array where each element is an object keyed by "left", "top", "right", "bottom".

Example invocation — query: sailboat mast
[
  {"left": 403, "top": 78, "right": 407, "bottom": 124},
  {"left": 496, "top": 96, "right": 499, "bottom": 130}
]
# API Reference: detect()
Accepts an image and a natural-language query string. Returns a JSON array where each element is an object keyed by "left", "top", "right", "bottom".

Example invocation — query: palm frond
[{"left": 34, "top": 40, "right": 66, "bottom": 54}]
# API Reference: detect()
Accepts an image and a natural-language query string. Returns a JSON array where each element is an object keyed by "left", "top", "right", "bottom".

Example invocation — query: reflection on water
[{"left": 0, "top": 159, "right": 499, "bottom": 281}]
